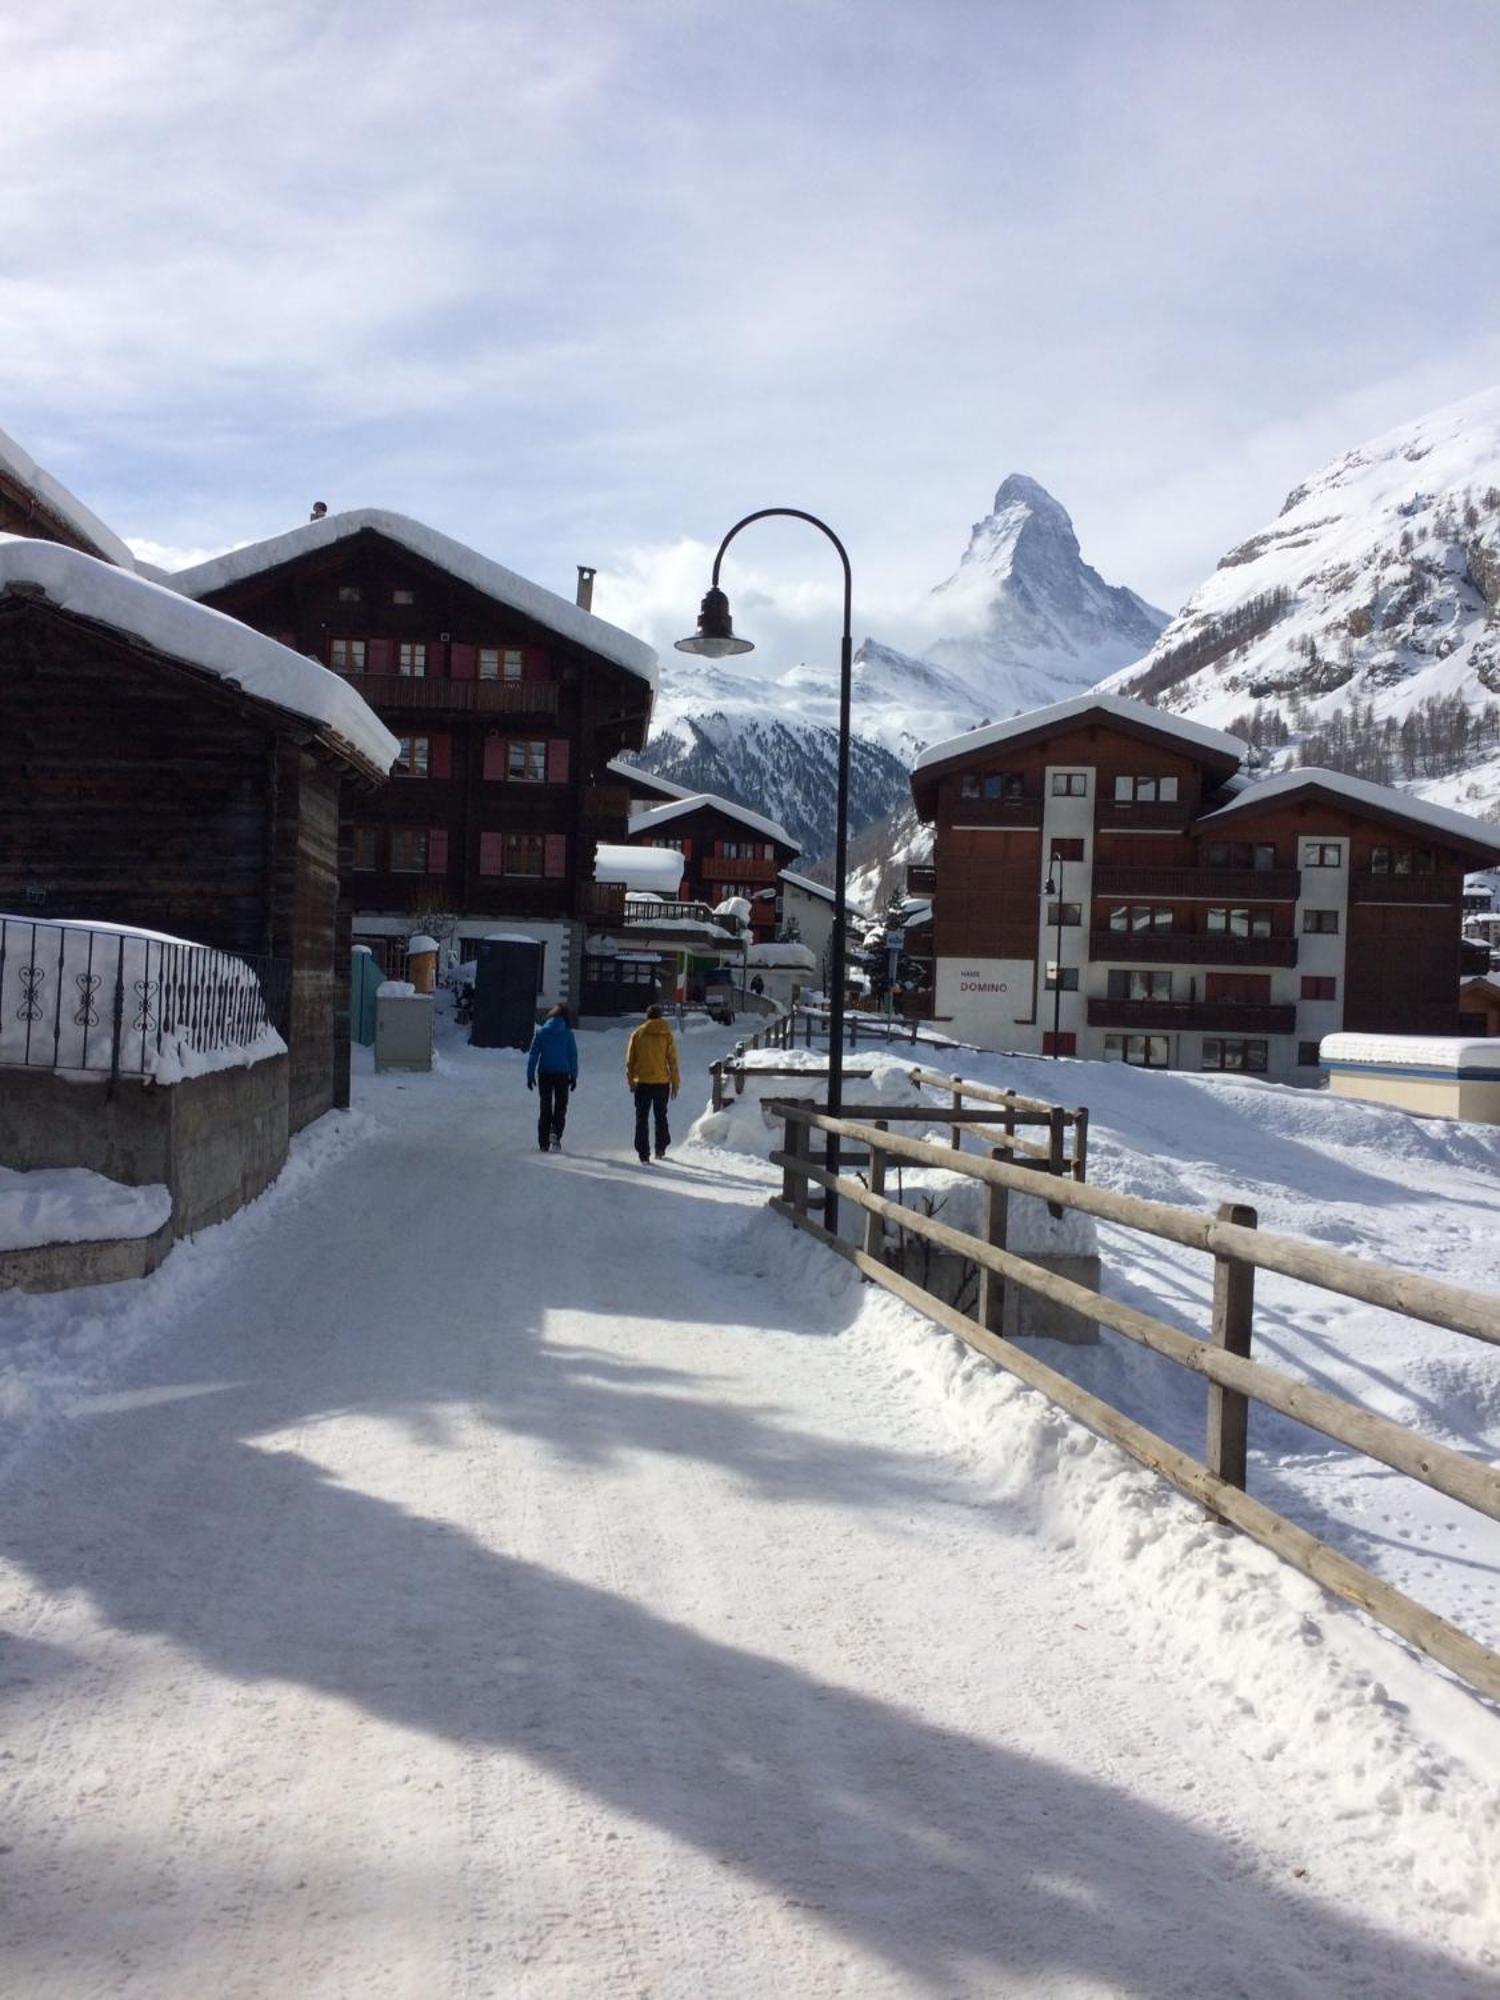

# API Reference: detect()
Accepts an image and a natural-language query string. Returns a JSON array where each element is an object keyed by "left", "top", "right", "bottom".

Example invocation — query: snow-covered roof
[
  {"left": 0, "top": 425, "right": 136, "bottom": 570},
  {"left": 606, "top": 755, "right": 695, "bottom": 801},
  {"left": 628, "top": 792, "right": 796, "bottom": 851},
  {"left": 593, "top": 842, "right": 685, "bottom": 895},
  {"left": 1196, "top": 767, "right": 1500, "bottom": 858},
  {"left": 169, "top": 508, "right": 658, "bottom": 694},
  {"left": 911, "top": 692, "right": 1247, "bottom": 774},
  {"left": 1321, "top": 1032, "right": 1500, "bottom": 1072},
  {"left": 778, "top": 868, "right": 873, "bottom": 921},
  {"left": 0, "top": 536, "right": 400, "bottom": 774},
  {"left": 745, "top": 941, "right": 817, "bottom": 969}
]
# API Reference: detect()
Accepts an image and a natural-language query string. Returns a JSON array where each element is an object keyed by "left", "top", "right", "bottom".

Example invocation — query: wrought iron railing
[{"left": 0, "top": 916, "right": 290, "bottom": 1084}]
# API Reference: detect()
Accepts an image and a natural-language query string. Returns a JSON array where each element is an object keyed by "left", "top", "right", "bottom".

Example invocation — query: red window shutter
[
  {"left": 544, "top": 834, "right": 567, "bottom": 879},
  {"left": 483, "top": 735, "right": 507, "bottom": 780},
  {"left": 430, "top": 734, "right": 452, "bottom": 780},
  {"left": 450, "top": 643, "right": 476, "bottom": 680},
  {"left": 367, "top": 637, "right": 393, "bottom": 673},
  {"left": 428, "top": 828, "right": 449, "bottom": 874},
  {"left": 680, "top": 837, "right": 692, "bottom": 860},
  {"left": 479, "top": 831, "right": 504, "bottom": 876},
  {"left": 427, "top": 639, "right": 446, "bottom": 677},
  {"left": 546, "top": 738, "right": 571, "bottom": 784}
]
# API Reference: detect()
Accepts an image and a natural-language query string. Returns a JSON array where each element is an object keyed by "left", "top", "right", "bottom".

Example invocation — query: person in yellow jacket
[{"left": 625, "top": 1004, "right": 681, "bottom": 1163}]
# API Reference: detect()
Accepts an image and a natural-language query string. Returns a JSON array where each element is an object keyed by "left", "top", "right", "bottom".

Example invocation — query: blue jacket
[{"left": 527, "top": 1016, "right": 579, "bottom": 1084}]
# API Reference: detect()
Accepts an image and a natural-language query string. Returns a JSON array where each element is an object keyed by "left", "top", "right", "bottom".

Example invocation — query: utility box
[
  {"left": 374, "top": 987, "right": 435, "bottom": 1072},
  {"left": 470, "top": 935, "right": 544, "bottom": 1050}
]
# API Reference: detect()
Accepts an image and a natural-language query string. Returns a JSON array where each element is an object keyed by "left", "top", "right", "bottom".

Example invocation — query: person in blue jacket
[{"left": 526, "top": 1004, "right": 579, "bottom": 1153}]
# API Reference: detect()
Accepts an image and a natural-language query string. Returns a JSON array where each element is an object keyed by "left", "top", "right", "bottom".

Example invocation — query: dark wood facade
[
  {"left": 186, "top": 529, "right": 651, "bottom": 977},
  {"left": 0, "top": 598, "right": 377, "bottom": 1130},
  {"left": 910, "top": 703, "right": 1500, "bottom": 1071},
  {"left": 627, "top": 798, "right": 800, "bottom": 945}
]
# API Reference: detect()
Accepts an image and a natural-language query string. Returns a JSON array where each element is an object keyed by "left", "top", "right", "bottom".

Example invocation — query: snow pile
[
  {"left": 376, "top": 979, "right": 417, "bottom": 998},
  {"left": 170, "top": 507, "right": 658, "bottom": 692},
  {"left": 0, "top": 916, "right": 287, "bottom": 1082},
  {"left": 594, "top": 842, "right": 685, "bottom": 895},
  {"left": 1322, "top": 1032, "right": 1500, "bottom": 1070},
  {"left": 0, "top": 1168, "right": 171, "bottom": 1253}
]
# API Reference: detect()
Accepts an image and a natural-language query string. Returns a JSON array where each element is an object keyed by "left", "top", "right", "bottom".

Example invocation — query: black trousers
[
  {"left": 537, "top": 1074, "right": 571, "bottom": 1148},
  {"left": 633, "top": 1083, "right": 671, "bottom": 1159}
]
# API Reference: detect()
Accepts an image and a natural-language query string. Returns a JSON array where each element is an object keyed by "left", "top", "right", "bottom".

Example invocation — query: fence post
[
  {"left": 1001, "top": 1089, "right": 1016, "bottom": 1162},
  {"left": 1046, "top": 1105, "right": 1066, "bottom": 1218},
  {"left": 1072, "top": 1107, "right": 1089, "bottom": 1184},
  {"left": 850, "top": 1015, "right": 858, "bottom": 1049},
  {"left": 950, "top": 1073, "right": 964, "bottom": 1153},
  {"left": 711, "top": 1062, "right": 724, "bottom": 1113},
  {"left": 781, "top": 1105, "right": 812, "bottom": 1220},
  {"left": 1207, "top": 1202, "right": 1258, "bottom": 1492},
  {"left": 978, "top": 1146, "right": 1010, "bottom": 1337},
  {"left": 733, "top": 1042, "right": 747, "bottom": 1096},
  {"left": 863, "top": 1121, "right": 888, "bottom": 1268}
]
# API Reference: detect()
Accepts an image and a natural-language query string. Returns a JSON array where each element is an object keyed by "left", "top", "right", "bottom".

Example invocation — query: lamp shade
[{"left": 674, "top": 585, "right": 755, "bottom": 658}]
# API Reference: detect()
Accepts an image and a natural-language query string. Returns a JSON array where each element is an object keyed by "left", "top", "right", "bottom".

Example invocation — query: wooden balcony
[
  {"left": 1089, "top": 929, "right": 1299, "bottom": 968},
  {"left": 580, "top": 783, "right": 632, "bottom": 824},
  {"left": 1349, "top": 871, "right": 1461, "bottom": 903},
  {"left": 582, "top": 881, "right": 627, "bottom": 921},
  {"left": 336, "top": 673, "right": 561, "bottom": 717},
  {"left": 1094, "top": 801, "right": 1196, "bottom": 830},
  {"left": 906, "top": 863, "right": 937, "bottom": 896},
  {"left": 1092, "top": 866, "right": 1300, "bottom": 901},
  {"left": 1087, "top": 998, "right": 1296, "bottom": 1035},
  {"left": 700, "top": 855, "right": 779, "bottom": 885},
  {"left": 948, "top": 798, "right": 1043, "bottom": 828}
]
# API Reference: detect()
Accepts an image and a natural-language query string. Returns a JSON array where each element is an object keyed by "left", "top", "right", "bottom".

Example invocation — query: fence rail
[
  {"left": 765, "top": 1098, "right": 1500, "bottom": 1703},
  {"left": 0, "top": 916, "right": 289, "bottom": 1085}
]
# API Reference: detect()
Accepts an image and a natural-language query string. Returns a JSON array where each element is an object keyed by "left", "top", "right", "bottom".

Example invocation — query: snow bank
[
  {"left": 0, "top": 536, "right": 399, "bottom": 772},
  {"left": 1322, "top": 1032, "right": 1500, "bottom": 1072},
  {"left": 594, "top": 842, "right": 685, "bottom": 894},
  {"left": 0, "top": 1168, "right": 171, "bottom": 1253}
]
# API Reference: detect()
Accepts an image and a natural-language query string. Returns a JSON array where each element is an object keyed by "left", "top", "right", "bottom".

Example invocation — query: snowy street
[{"left": 3, "top": 1018, "right": 1500, "bottom": 1997}]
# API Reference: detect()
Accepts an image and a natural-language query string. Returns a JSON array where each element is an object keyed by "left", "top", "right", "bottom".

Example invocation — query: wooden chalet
[
  {"left": 0, "top": 537, "right": 398, "bottom": 1129},
  {"left": 0, "top": 424, "right": 137, "bottom": 569},
  {"left": 909, "top": 693, "right": 1500, "bottom": 1078},
  {"left": 625, "top": 792, "right": 799, "bottom": 945},
  {"left": 172, "top": 512, "right": 657, "bottom": 1007}
]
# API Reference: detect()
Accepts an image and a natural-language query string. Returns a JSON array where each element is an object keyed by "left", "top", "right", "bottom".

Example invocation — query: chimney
[
  {"left": 576, "top": 565, "right": 596, "bottom": 613},
  {"left": 310, "top": 500, "right": 328, "bottom": 522}
]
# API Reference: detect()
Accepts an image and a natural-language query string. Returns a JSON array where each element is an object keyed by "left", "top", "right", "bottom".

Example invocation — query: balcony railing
[
  {"left": 1095, "top": 801, "right": 1196, "bottom": 830},
  {"left": 1088, "top": 929, "right": 1299, "bottom": 968},
  {"left": 1092, "top": 866, "right": 1301, "bottom": 901},
  {"left": 582, "top": 882, "right": 627, "bottom": 921},
  {"left": 949, "top": 797, "right": 1043, "bottom": 827},
  {"left": 700, "top": 856, "right": 779, "bottom": 885},
  {"left": 1349, "top": 871, "right": 1462, "bottom": 903},
  {"left": 1087, "top": 998, "right": 1297, "bottom": 1035},
  {"left": 335, "top": 673, "right": 561, "bottom": 716},
  {"left": 906, "top": 863, "right": 937, "bottom": 897}
]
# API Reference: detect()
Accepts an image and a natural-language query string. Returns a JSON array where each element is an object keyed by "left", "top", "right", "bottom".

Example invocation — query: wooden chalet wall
[
  {"left": 190, "top": 531, "right": 651, "bottom": 944},
  {"left": 631, "top": 801, "right": 799, "bottom": 941},
  {"left": 0, "top": 601, "right": 357, "bottom": 1129}
]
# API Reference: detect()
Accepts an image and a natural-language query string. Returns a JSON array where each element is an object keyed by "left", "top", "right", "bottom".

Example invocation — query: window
[
  {"left": 1051, "top": 772, "right": 1088, "bottom": 796},
  {"left": 508, "top": 739, "right": 547, "bottom": 782},
  {"left": 1045, "top": 902, "right": 1082, "bottom": 928},
  {"left": 1302, "top": 842, "right": 1342, "bottom": 868},
  {"left": 1415, "top": 848, "right": 1437, "bottom": 875},
  {"left": 1041, "top": 1031, "right": 1077, "bottom": 1056},
  {"left": 389, "top": 829, "right": 428, "bottom": 873},
  {"left": 1044, "top": 963, "right": 1080, "bottom": 991},
  {"left": 329, "top": 637, "right": 366, "bottom": 674},
  {"left": 1050, "top": 837, "right": 1085, "bottom": 861},
  {"left": 392, "top": 588, "right": 415, "bottom": 606},
  {"left": 960, "top": 773, "right": 980, "bottom": 798},
  {"left": 1107, "top": 969, "right": 1172, "bottom": 1001},
  {"left": 649, "top": 837, "right": 685, "bottom": 853},
  {"left": 1301, "top": 975, "right": 1337, "bottom": 1001},
  {"left": 395, "top": 735, "right": 430, "bottom": 777},
  {"left": 1104, "top": 1034, "right": 1171, "bottom": 1067},
  {"left": 1108, "top": 904, "right": 1173, "bottom": 933},
  {"left": 337, "top": 584, "right": 362, "bottom": 604},
  {"left": 1253, "top": 844, "right": 1276, "bottom": 872},
  {"left": 1298, "top": 1041, "right": 1322, "bottom": 1067},
  {"left": 1202, "top": 1039, "right": 1269, "bottom": 1073},
  {"left": 983, "top": 772, "right": 1025, "bottom": 800},
  {"left": 504, "top": 832, "right": 545, "bottom": 876},
  {"left": 398, "top": 642, "right": 426, "bottom": 678},
  {"left": 479, "top": 646, "right": 526, "bottom": 681},
  {"left": 1302, "top": 909, "right": 1340, "bottom": 934},
  {"left": 351, "top": 826, "right": 380, "bottom": 871},
  {"left": 1114, "top": 774, "right": 1179, "bottom": 803},
  {"left": 1207, "top": 907, "right": 1271, "bottom": 938}
]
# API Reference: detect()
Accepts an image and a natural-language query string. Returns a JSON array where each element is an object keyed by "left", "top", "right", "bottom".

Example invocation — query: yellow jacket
[{"left": 626, "top": 1016, "right": 680, "bottom": 1090}]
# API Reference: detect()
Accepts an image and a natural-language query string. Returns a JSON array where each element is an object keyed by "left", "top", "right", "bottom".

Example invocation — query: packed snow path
[{"left": 2, "top": 1023, "right": 1498, "bottom": 1997}]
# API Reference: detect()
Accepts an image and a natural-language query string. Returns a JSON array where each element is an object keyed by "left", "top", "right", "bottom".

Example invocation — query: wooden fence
[{"left": 766, "top": 1098, "right": 1500, "bottom": 1704}]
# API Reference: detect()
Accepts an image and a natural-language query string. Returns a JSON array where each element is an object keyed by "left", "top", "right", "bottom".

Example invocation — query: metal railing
[
  {"left": 1089, "top": 930, "right": 1299, "bottom": 968},
  {"left": 766, "top": 1098, "right": 1500, "bottom": 1703},
  {"left": 0, "top": 916, "right": 289, "bottom": 1085}
]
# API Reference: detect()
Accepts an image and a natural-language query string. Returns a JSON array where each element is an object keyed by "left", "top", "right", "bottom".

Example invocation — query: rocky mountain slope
[
  {"left": 1104, "top": 386, "right": 1500, "bottom": 813},
  {"left": 637, "top": 477, "right": 1165, "bottom": 864}
]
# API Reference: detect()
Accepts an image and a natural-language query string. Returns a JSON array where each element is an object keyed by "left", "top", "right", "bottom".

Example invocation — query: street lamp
[
  {"left": 1043, "top": 857, "right": 1065, "bottom": 1058},
  {"left": 678, "top": 509, "right": 854, "bottom": 1231}
]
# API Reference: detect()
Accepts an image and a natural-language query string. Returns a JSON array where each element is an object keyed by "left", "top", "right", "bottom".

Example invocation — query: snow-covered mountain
[
  {"left": 640, "top": 475, "right": 1166, "bottom": 863},
  {"left": 1104, "top": 387, "right": 1500, "bottom": 813}
]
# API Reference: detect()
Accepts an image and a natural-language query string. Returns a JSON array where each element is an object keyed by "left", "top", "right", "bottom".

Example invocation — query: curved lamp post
[{"left": 677, "top": 509, "right": 853, "bottom": 1231}]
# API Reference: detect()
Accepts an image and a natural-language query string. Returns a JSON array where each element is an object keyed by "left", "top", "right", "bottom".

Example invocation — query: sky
[{"left": 5, "top": 0, "right": 1500, "bottom": 675}]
